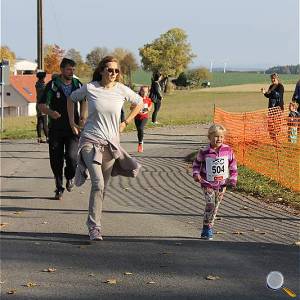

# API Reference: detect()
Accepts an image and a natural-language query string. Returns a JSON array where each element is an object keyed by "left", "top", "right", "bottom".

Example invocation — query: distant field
[
  {"left": 2, "top": 89, "right": 294, "bottom": 139},
  {"left": 210, "top": 72, "right": 299, "bottom": 87},
  {"left": 132, "top": 70, "right": 299, "bottom": 87}
]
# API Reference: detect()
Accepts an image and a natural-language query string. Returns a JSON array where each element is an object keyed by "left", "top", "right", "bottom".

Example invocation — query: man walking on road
[{"left": 39, "top": 58, "right": 86, "bottom": 200}]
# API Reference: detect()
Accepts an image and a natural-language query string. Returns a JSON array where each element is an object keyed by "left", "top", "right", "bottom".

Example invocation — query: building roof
[{"left": 9, "top": 74, "right": 52, "bottom": 103}]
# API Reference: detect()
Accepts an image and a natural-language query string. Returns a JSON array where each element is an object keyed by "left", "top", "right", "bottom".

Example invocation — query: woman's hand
[
  {"left": 50, "top": 110, "right": 61, "bottom": 119},
  {"left": 261, "top": 88, "right": 266, "bottom": 94},
  {"left": 119, "top": 121, "right": 127, "bottom": 133},
  {"left": 70, "top": 123, "right": 81, "bottom": 136}
]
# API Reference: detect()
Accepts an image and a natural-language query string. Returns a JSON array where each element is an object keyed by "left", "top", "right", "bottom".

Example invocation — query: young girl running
[
  {"left": 132, "top": 86, "right": 152, "bottom": 152},
  {"left": 192, "top": 124, "right": 238, "bottom": 240}
]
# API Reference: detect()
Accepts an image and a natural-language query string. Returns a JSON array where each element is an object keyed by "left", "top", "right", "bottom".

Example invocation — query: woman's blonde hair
[
  {"left": 92, "top": 56, "right": 122, "bottom": 82},
  {"left": 208, "top": 124, "right": 226, "bottom": 137}
]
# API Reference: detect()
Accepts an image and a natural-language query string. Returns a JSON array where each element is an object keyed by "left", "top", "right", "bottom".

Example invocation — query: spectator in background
[
  {"left": 292, "top": 79, "right": 300, "bottom": 113},
  {"left": 35, "top": 71, "right": 48, "bottom": 143},
  {"left": 287, "top": 102, "right": 300, "bottom": 143},
  {"left": 261, "top": 73, "right": 284, "bottom": 111},
  {"left": 261, "top": 73, "right": 284, "bottom": 140},
  {"left": 149, "top": 72, "right": 163, "bottom": 124}
]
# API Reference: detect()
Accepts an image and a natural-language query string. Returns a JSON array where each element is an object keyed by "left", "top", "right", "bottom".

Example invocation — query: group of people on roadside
[{"left": 261, "top": 72, "right": 300, "bottom": 143}]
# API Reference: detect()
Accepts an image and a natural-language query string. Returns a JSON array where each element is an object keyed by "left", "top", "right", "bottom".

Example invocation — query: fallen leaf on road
[
  {"left": 7, "top": 289, "right": 16, "bottom": 294},
  {"left": 249, "top": 228, "right": 260, "bottom": 232},
  {"left": 216, "top": 217, "right": 222, "bottom": 221},
  {"left": 42, "top": 221, "right": 48, "bottom": 224},
  {"left": 293, "top": 241, "right": 300, "bottom": 246},
  {"left": 187, "top": 221, "right": 194, "bottom": 224},
  {"left": 80, "top": 191, "right": 85, "bottom": 194},
  {"left": 240, "top": 206, "right": 249, "bottom": 210},
  {"left": 206, "top": 275, "right": 220, "bottom": 280},
  {"left": 88, "top": 273, "right": 95, "bottom": 277},
  {"left": 161, "top": 252, "right": 172, "bottom": 255},
  {"left": 159, "top": 265, "right": 168, "bottom": 268},
  {"left": 215, "top": 231, "right": 226, "bottom": 234},
  {"left": 123, "top": 187, "right": 130, "bottom": 191},
  {"left": 184, "top": 196, "right": 193, "bottom": 199},
  {"left": 13, "top": 212, "right": 22, "bottom": 215},
  {"left": 147, "top": 281, "right": 156, "bottom": 284},
  {"left": 124, "top": 272, "right": 133, "bottom": 275},
  {"left": 175, "top": 242, "right": 182, "bottom": 245},
  {"left": 25, "top": 282, "right": 37, "bottom": 288},
  {"left": 42, "top": 267, "right": 56, "bottom": 272},
  {"left": 259, "top": 232, "right": 267, "bottom": 235},
  {"left": 232, "top": 231, "right": 244, "bottom": 235},
  {"left": 103, "top": 279, "right": 117, "bottom": 284},
  {"left": 0, "top": 223, "right": 8, "bottom": 228},
  {"left": 0, "top": 281, "right": 5, "bottom": 284}
]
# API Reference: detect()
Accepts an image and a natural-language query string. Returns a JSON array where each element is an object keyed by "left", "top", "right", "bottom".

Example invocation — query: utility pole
[{"left": 37, "top": 0, "right": 44, "bottom": 70}]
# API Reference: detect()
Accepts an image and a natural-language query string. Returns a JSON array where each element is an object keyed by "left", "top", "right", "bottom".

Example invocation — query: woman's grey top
[{"left": 70, "top": 81, "right": 143, "bottom": 140}]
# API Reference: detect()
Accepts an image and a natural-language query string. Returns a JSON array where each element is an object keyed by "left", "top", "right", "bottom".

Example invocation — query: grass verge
[{"left": 185, "top": 152, "right": 300, "bottom": 212}]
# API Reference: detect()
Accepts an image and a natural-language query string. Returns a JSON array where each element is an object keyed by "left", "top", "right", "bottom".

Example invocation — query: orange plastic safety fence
[{"left": 214, "top": 106, "right": 300, "bottom": 192}]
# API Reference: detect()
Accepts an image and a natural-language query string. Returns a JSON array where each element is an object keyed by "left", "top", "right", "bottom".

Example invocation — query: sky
[{"left": 1, "top": 0, "right": 299, "bottom": 70}]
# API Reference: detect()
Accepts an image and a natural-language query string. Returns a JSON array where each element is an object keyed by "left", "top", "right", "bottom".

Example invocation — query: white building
[{"left": 13, "top": 60, "right": 38, "bottom": 75}]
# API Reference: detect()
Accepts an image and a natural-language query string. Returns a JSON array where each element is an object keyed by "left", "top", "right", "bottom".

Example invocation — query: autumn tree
[
  {"left": 44, "top": 44, "right": 65, "bottom": 74},
  {"left": 86, "top": 47, "right": 109, "bottom": 69},
  {"left": 139, "top": 28, "right": 195, "bottom": 78},
  {"left": 0, "top": 46, "right": 16, "bottom": 66}
]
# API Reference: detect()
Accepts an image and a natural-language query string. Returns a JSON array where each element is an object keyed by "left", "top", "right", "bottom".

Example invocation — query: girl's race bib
[{"left": 205, "top": 157, "right": 229, "bottom": 182}]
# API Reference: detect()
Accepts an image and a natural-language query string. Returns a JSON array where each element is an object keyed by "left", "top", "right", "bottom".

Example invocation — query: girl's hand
[{"left": 193, "top": 174, "right": 202, "bottom": 182}]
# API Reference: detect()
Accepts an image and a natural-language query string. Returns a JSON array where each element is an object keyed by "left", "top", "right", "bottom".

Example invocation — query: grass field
[
  {"left": 131, "top": 69, "right": 299, "bottom": 87},
  {"left": 1, "top": 89, "right": 293, "bottom": 139}
]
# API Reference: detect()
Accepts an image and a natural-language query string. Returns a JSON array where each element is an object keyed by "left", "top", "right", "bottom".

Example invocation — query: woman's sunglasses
[{"left": 106, "top": 68, "right": 120, "bottom": 74}]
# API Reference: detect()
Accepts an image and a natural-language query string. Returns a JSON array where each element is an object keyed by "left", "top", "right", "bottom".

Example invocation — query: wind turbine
[
  {"left": 210, "top": 60, "right": 214, "bottom": 73},
  {"left": 223, "top": 59, "right": 229, "bottom": 73}
]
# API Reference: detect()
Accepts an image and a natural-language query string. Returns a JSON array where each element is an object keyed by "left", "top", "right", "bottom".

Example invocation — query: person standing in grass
[
  {"left": 131, "top": 86, "right": 152, "bottom": 153},
  {"left": 292, "top": 79, "right": 300, "bottom": 113},
  {"left": 261, "top": 73, "right": 284, "bottom": 141},
  {"left": 192, "top": 124, "right": 238, "bottom": 240},
  {"left": 287, "top": 102, "right": 300, "bottom": 143},
  {"left": 149, "top": 72, "right": 163, "bottom": 124}
]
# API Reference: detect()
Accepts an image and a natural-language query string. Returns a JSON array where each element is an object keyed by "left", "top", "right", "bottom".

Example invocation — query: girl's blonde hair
[{"left": 208, "top": 124, "right": 226, "bottom": 137}]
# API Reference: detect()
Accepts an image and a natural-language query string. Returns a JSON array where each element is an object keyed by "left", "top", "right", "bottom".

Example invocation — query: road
[{"left": 1, "top": 125, "right": 299, "bottom": 299}]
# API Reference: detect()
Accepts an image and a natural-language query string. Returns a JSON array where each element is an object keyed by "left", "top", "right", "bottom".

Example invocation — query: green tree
[
  {"left": 86, "top": 47, "right": 109, "bottom": 69},
  {"left": 66, "top": 48, "right": 83, "bottom": 65},
  {"left": 188, "top": 67, "right": 211, "bottom": 87},
  {"left": 139, "top": 28, "right": 196, "bottom": 78},
  {"left": 65, "top": 48, "right": 92, "bottom": 78}
]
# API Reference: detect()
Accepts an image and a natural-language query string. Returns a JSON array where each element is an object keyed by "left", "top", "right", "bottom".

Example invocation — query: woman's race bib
[{"left": 205, "top": 157, "right": 229, "bottom": 182}]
